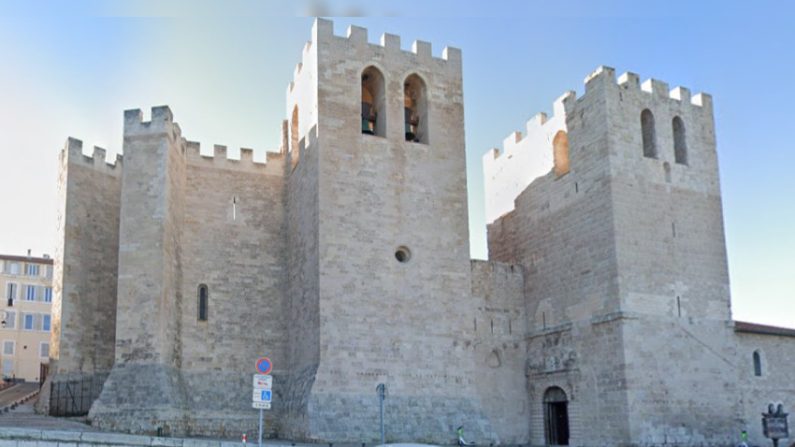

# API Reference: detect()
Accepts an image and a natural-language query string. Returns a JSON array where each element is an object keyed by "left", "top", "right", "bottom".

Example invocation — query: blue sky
[{"left": 0, "top": 1, "right": 792, "bottom": 328}]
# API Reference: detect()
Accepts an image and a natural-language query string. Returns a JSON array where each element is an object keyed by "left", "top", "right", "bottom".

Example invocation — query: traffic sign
[
  {"left": 252, "top": 402, "right": 271, "bottom": 410},
  {"left": 255, "top": 357, "right": 272, "bottom": 374},
  {"left": 253, "top": 374, "right": 272, "bottom": 389},
  {"left": 252, "top": 389, "right": 272, "bottom": 403}
]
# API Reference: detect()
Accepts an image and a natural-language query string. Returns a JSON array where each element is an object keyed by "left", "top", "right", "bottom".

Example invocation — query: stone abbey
[{"left": 43, "top": 19, "right": 795, "bottom": 446}]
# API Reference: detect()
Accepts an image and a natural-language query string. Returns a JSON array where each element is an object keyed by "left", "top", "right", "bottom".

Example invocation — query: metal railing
[{"left": 49, "top": 373, "right": 108, "bottom": 417}]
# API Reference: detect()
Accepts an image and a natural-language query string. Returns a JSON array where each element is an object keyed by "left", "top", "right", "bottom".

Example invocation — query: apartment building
[{"left": 0, "top": 252, "right": 53, "bottom": 382}]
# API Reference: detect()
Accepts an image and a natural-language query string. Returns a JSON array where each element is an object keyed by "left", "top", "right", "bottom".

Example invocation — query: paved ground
[
  {"left": 0, "top": 397, "right": 95, "bottom": 431},
  {"left": 0, "top": 383, "right": 39, "bottom": 408},
  {"left": 0, "top": 395, "right": 442, "bottom": 447}
]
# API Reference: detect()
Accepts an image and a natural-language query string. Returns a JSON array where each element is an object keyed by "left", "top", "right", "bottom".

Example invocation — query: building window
[
  {"left": 1, "top": 359, "right": 12, "bottom": 378},
  {"left": 404, "top": 73, "right": 428, "bottom": 143},
  {"left": 23, "top": 313, "right": 34, "bottom": 330},
  {"left": 6, "top": 283, "right": 16, "bottom": 306},
  {"left": 2, "top": 341, "right": 13, "bottom": 356},
  {"left": 641, "top": 109, "right": 657, "bottom": 158},
  {"left": 42, "top": 314, "right": 51, "bottom": 331},
  {"left": 8, "top": 262, "right": 19, "bottom": 275},
  {"left": 25, "top": 264, "right": 39, "bottom": 276},
  {"left": 3, "top": 311, "right": 15, "bottom": 329},
  {"left": 198, "top": 284, "right": 209, "bottom": 322},
  {"left": 44, "top": 287, "right": 52, "bottom": 303},
  {"left": 672, "top": 116, "right": 687, "bottom": 165},
  {"left": 45, "top": 265, "right": 53, "bottom": 279},
  {"left": 553, "top": 130, "right": 570, "bottom": 177},
  {"left": 40, "top": 342, "right": 49, "bottom": 358},
  {"left": 753, "top": 350, "right": 762, "bottom": 376},
  {"left": 361, "top": 66, "right": 386, "bottom": 137},
  {"left": 25, "top": 285, "right": 36, "bottom": 301}
]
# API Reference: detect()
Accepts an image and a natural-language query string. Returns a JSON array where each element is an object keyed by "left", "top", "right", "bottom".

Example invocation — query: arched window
[
  {"left": 672, "top": 116, "right": 687, "bottom": 165},
  {"left": 290, "top": 106, "right": 300, "bottom": 168},
  {"left": 404, "top": 73, "right": 428, "bottom": 144},
  {"left": 553, "top": 131, "right": 570, "bottom": 177},
  {"left": 198, "top": 284, "right": 208, "bottom": 322},
  {"left": 361, "top": 66, "right": 386, "bottom": 137},
  {"left": 753, "top": 350, "right": 762, "bottom": 376},
  {"left": 641, "top": 109, "right": 657, "bottom": 158}
]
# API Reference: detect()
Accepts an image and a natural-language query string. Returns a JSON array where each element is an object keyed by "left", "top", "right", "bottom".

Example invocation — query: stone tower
[
  {"left": 283, "top": 19, "right": 492, "bottom": 442},
  {"left": 485, "top": 66, "right": 741, "bottom": 446}
]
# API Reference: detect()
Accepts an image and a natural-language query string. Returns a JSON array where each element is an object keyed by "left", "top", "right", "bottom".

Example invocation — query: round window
[{"left": 395, "top": 246, "right": 411, "bottom": 263}]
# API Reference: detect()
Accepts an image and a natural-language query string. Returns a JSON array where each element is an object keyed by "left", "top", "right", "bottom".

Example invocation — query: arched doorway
[{"left": 543, "top": 387, "right": 570, "bottom": 445}]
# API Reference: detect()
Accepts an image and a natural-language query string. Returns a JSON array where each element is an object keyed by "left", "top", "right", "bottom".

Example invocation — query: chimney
[{"left": 27, "top": 249, "right": 31, "bottom": 257}]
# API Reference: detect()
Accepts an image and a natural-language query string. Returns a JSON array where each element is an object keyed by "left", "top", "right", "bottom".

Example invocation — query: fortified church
[{"left": 43, "top": 19, "right": 795, "bottom": 447}]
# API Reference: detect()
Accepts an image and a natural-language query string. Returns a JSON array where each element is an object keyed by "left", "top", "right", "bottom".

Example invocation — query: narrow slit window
[
  {"left": 198, "top": 284, "right": 209, "bottom": 322},
  {"left": 641, "top": 109, "right": 657, "bottom": 158},
  {"left": 672, "top": 116, "right": 687, "bottom": 164},
  {"left": 753, "top": 350, "right": 762, "bottom": 376}
]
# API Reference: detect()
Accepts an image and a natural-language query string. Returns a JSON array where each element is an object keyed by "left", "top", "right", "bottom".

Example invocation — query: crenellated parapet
[
  {"left": 124, "top": 105, "right": 284, "bottom": 176},
  {"left": 320, "top": 19, "right": 461, "bottom": 67},
  {"left": 584, "top": 65, "right": 712, "bottom": 111},
  {"left": 287, "top": 18, "right": 461, "bottom": 96},
  {"left": 124, "top": 105, "right": 182, "bottom": 141},
  {"left": 482, "top": 90, "right": 575, "bottom": 223},
  {"left": 185, "top": 142, "right": 285, "bottom": 175},
  {"left": 61, "top": 137, "right": 122, "bottom": 177},
  {"left": 484, "top": 90, "right": 575, "bottom": 166},
  {"left": 483, "top": 66, "right": 715, "bottom": 223}
]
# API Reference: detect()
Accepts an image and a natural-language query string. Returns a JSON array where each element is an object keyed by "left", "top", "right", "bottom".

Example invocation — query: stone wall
[
  {"left": 485, "top": 67, "right": 736, "bottom": 446},
  {"left": 89, "top": 106, "right": 189, "bottom": 434},
  {"left": 470, "top": 260, "right": 528, "bottom": 444},
  {"left": 296, "top": 19, "right": 492, "bottom": 444},
  {"left": 735, "top": 327, "right": 795, "bottom": 447},
  {"left": 178, "top": 142, "right": 287, "bottom": 437},
  {"left": 596, "top": 67, "right": 741, "bottom": 445},
  {"left": 44, "top": 137, "right": 121, "bottom": 414},
  {"left": 486, "top": 68, "right": 630, "bottom": 447},
  {"left": 281, "top": 22, "right": 322, "bottom": 439}
]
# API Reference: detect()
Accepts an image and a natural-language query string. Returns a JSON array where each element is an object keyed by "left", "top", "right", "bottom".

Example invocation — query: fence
[{"left": 49, "top": 373, "right": 108, "bottom": 417}]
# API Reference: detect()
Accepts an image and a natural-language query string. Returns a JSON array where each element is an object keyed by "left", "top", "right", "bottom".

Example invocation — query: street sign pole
[
  {"left": 258, "top": 407, "right": 264, "bottom": 447},
  {"left": 253, "top": 357, "right": 273, "bottom": 447}
]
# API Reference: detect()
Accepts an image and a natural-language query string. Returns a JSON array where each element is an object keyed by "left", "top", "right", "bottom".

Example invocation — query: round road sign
[{"left": 256, "top": 357, "right": 272, "bottom": 374}]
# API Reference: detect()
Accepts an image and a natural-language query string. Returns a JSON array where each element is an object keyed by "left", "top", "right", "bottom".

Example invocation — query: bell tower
[{"left": 283, "top": 19, "right": 494, "bottom": 443}]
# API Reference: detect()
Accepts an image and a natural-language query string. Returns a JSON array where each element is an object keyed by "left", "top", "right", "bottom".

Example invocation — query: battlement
[
  {"left": 61, "top": 137, "right": 122, "bottom": 175},
  {"left": 487, "top": 65, "right": 713, "bottom": 169},
  {"left": 288, "top": 18, "right": 461, "bottom": 94},
  {"left": 483, "top": 66, "right": 716, "bottom": 223},
  {"left": 185, "top": 141, "right": 284, "bottom": 175},
  {"left": 585, "top": 65, "right": 712, "bottom": 109},
  {"left": 316, "top": 18, "right": 460, "bottom": 64},
  {"left": 485, "top": 90, "right": 576, "bottom": 166},
  {"left": 124, "top": 105, "right": 183, "bottom": 140}
]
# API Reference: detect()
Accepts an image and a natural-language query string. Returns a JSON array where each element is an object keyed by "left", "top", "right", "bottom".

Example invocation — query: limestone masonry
[{"left": 45, "top": 19, "right": 794, "bottom": 447}]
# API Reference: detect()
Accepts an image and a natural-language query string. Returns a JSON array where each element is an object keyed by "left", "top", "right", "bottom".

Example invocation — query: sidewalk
[
  {"left": 0, "top": 402, "right": 446, "bottom": 447},
  {"left": 0, "top": 402, "right": 323, "bottom": 447}
]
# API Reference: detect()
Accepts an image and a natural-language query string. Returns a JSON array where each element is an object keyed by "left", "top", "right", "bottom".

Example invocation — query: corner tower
[
  {"left": 486, "top": 67, "right": 740, "bottom": 446},
  {"left": 284, "top": 19, "right": 491, "bottom": 443}
]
